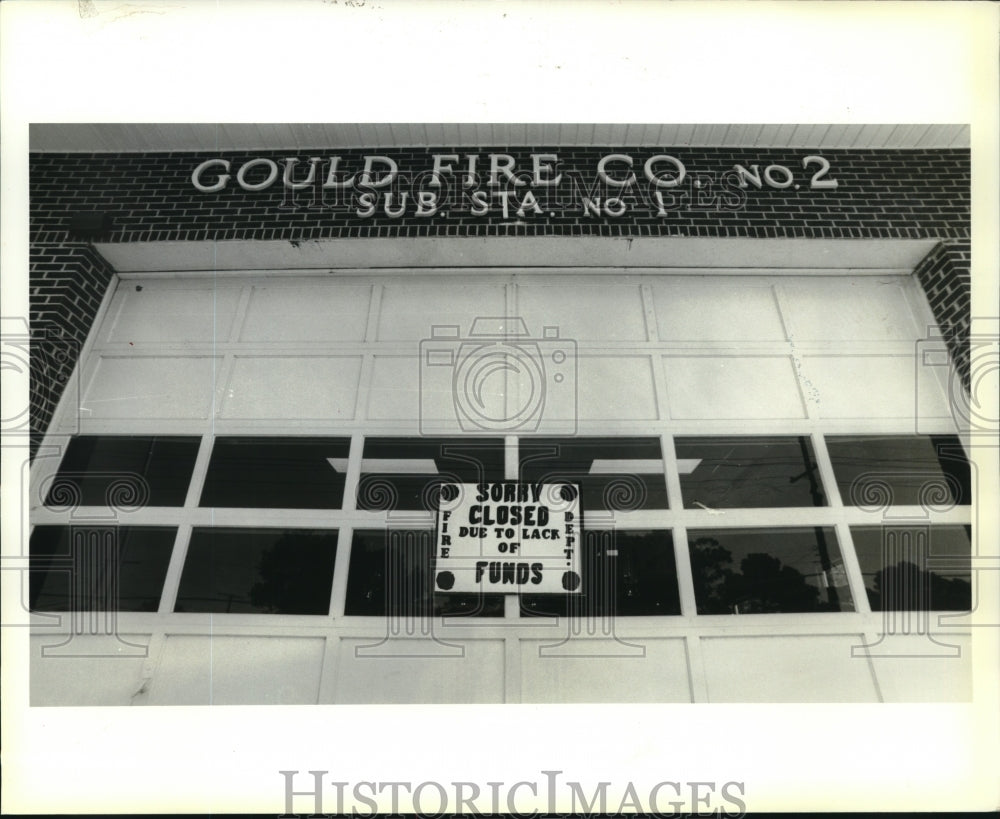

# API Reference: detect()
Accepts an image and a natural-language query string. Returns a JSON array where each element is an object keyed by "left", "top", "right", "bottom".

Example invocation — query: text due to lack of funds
[{"left": 434, "top": 483, "right": 582, "bottom": 595}]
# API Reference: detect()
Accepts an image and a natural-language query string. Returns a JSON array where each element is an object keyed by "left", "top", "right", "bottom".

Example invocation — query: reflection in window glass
[
  {"left": 827, "top": 435, "right": 971, "bottom": 507},
  {"left": 675, "top": 436, "right": 825, "bottom": 509},
  {"left": 44, "top": 436, "right": 200, "bottom": 507},
  {"left": 522, "top": 529, "right": 680, "bottom": 617},
  {"left": 200, "top": 437, "right": 350, "bottom": 509},
  {"left": 175, "top": 528, "right": 338, "bottom": 614},
  {"left": 688, "top": 527, "right": 852, "bottom": 614},
  {"left": 344, "top": 529, "right": 504, "bottom": 617},
  {"left": 357, "top": 438, "right": 505, "bottom": 512},
  {"left": 850, "top": 525, "right": 971, "bottom": 611},
  {"left": 29, "top": 525, "right": 176, "bottom": 612},
  {"left": 519, "top": 438, "right": 668, "bottom": 511}
]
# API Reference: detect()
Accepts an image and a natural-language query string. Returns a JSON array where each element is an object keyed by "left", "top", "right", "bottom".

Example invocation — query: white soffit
[
  {"left": 29, "top": 123, "right": 970, "bottom": 152},
  {"left": 96, "top": 237, "right": 939, "bottom": 275}
]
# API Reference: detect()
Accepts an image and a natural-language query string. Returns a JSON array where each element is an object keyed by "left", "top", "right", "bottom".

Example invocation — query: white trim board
[
  {"left": 95, "top": 236, "right": 939, "bottom": 274},
  {"left": 28, "top": 123, "right": 971, "bottom": 153}
]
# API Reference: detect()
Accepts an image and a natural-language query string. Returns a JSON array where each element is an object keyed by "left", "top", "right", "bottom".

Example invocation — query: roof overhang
[
  {"left": 95, "top": 236, "right": 940, "bottom": 276},
  {"left": 30, "top": 123, "right": 970, "bottom": 153}
]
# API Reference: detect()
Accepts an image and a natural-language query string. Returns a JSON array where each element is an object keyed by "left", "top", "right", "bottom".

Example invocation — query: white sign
[{"left": 433, "top": 482, "right": 582, "bottom": 595}]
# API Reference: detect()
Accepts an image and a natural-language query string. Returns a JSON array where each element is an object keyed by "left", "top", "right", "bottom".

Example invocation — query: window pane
[
  {"left": 675, "top": 436, "right": 825, "bottom": 509},
  {"left": 827, "top": 435, "right": 971, "bottom": 507},
  {"left": 44, "top": 435, "right": 200, "bottom": 507},
  {"left": 344, "top": 529, "right": 504, "bottom": 617},
  {"left": 850, "top": 525, "right": 972, "bottom": 611},
  {"left": 200, "top": 437, "right": 350, "bottom": 509},
  {"left": 521, "top": 529, "right": 680, "bottom": 617},
  {"left": 688, "top": 527, "right": 852, "bottom": 613},
  {"left": 357, "top": 437, "right": 505, "bottom": 512},
  {"left": 175, "top": 528, "right": 338, "bottom": 614},
  {"left": 29, "top": 525, "right": 176, "bottom": 612},
  {"left": 518, "top": 437, "right": 668, "bottom": 511}
]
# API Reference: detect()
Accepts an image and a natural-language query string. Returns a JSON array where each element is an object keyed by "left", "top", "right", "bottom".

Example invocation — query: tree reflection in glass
[
  {"left": 176, "top": 528, "right": 337, "bottom": 614},
  {"left": 688, "top": 528, "right": 852, "bottom": 614},
  {"left": 851, "top": 525, "right": 972, "bottom": 611}
]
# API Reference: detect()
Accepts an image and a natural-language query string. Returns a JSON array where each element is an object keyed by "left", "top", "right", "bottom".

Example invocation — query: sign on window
[{"left": 434, "top": 482, "right": 582, "bottom": 594}]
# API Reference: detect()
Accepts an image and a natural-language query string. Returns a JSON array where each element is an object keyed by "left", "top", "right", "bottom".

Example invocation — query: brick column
[
  {"left": 913, "top": 240, "right": 972, "bottom": 393},
  {"left": 29, "top": 243, "right": 116, "bottom": 458}
]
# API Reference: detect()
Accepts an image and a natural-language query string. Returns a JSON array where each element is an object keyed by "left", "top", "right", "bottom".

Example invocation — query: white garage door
[{"left": 29, "top": 270, "right": 973, "bottom": 704}]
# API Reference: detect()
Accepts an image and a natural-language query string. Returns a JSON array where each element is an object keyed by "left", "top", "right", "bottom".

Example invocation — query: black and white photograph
[
  {"left": 23, "top": 122, "right": 981, "bottom": 708},
  {"left": 2, "top": 2, "right": 998, "bottom": 815}
]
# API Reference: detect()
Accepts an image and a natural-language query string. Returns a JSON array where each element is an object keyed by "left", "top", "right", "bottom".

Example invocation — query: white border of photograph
[{"left": 2, "top": 1, "right": 998, "bottom": 814}]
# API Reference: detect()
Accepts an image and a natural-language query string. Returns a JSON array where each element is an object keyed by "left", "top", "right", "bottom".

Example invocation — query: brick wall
[
  {"left": 30, "top": 148, "right": 970, "bottom": 243},
  {"left": 28, "top": 146, "right": 972, "bottom": 455},
  {"left": 913, "top": 240, "right": 972, "bottom": 391},
  {"left": 29, "top": 242, "right": 116, "bottom": 455}
]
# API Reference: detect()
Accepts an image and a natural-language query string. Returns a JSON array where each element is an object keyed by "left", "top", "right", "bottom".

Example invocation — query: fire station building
[{"left": 25, "top": 123, "right": 978, "bottom": 705}]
